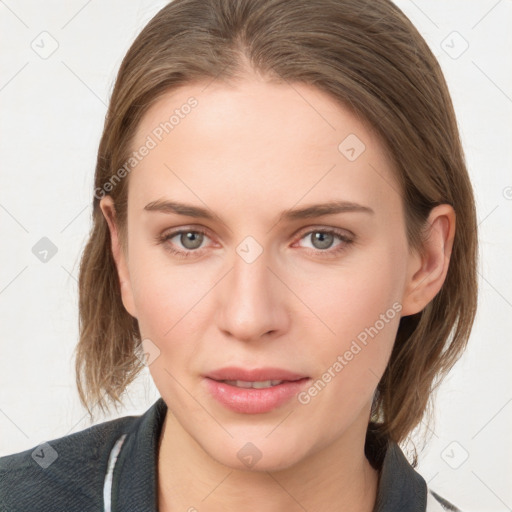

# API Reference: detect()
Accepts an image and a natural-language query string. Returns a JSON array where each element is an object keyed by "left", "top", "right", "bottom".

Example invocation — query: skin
[{"left": 100, "top": 71, "right": 455, "bottom": 512}]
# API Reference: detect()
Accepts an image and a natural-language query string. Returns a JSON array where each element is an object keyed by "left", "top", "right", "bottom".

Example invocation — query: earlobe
[
  {"left": 400, "top": 204, "right": 456, "bottom": 317},
  {"left": 99, "top": 196, "right": 138, "bottom": 318}
]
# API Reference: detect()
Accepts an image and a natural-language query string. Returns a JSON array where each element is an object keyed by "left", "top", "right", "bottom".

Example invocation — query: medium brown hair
[{"left": 76, "top": 0, "right": 478, "bottom": 451}]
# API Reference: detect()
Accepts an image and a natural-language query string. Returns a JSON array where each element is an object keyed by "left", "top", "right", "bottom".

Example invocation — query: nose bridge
[
  {"left": 233, "top": 236, "right": 271, "bottom": 295},
  {"left": 216, "top": 234, "right": 287, "bottom": 340}
]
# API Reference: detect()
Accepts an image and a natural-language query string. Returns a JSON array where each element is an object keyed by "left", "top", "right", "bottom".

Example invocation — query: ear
[
  {"left": 99, "top": 196, "right": 138, "bottom": 318},
  {"left": 401, "top": 204, "right": 456, "bottom": 317}
]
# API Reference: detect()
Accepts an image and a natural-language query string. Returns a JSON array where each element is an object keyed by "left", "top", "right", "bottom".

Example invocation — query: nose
[{"left": 215, "top": 244, "right": 289, "bottom": 343}]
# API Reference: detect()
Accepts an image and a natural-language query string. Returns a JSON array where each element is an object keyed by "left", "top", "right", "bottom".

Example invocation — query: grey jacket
[{"left": 0, "top": 398, "right": 460, "bottom": 511}]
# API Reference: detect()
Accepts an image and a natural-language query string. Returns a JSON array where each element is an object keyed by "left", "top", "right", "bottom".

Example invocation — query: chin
[{"left": 203, "top": 436, "right": 309, "bottom": 473}]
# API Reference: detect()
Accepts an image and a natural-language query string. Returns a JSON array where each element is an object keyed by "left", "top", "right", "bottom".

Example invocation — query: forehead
[{"left": 127, "top": 77, "right": 401, "bottom": 217}]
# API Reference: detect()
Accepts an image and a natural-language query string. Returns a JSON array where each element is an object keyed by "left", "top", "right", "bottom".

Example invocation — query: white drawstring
[{"left": 103, "top": 434, "right": 127, "bottom": 512}]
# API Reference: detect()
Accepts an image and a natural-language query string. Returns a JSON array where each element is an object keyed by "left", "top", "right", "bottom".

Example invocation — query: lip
[
  {"left": 203, "top": 366, "right": 311, "bottom": 414},
  {"left": 205, "top": 366, "right": 308, "bottom": 382}
]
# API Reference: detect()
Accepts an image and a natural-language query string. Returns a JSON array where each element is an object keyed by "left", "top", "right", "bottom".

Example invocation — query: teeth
[{"left": 223, "top": 379, "right": 284, "bottom": 388}]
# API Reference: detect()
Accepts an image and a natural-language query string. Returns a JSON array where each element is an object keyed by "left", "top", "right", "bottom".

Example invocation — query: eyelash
[{"left": 156, "top": 227, "right": 354, "bottom": 259}]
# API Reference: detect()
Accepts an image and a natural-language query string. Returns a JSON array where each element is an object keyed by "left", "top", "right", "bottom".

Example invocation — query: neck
[{"left": 157, "top": 411, "right": 379, "bottom": 512}]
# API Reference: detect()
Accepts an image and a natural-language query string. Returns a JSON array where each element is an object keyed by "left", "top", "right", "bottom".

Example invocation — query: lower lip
[{"left": 204, "top": 377, "right": 311, "bottom": 414}]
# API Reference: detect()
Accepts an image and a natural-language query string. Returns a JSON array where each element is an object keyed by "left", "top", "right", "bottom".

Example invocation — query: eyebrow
[{"left": 143, "top": 198, "right": 374, "bottom": 221}]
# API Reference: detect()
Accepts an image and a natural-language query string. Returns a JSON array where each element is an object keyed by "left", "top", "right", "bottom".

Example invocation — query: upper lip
[{"left": 205, "top": 366, "right": 308, "bottom": 382}]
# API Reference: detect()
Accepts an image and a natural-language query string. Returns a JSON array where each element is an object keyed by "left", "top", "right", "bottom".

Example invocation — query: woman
[{"left": 0, "top": 0, "right": 477, "bottom": 510}]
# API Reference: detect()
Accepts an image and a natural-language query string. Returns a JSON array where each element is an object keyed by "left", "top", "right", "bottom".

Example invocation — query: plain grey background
[{"left": 1, "top": 1, "right": 511, "bottom": 510}]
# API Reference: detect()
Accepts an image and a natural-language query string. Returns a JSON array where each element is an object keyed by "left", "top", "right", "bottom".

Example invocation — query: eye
[
  {"left": 157, "top": 226, "right": 354, "bottom": 259},
  {"left": 157, "top": 228, "right": 212, "bottom": 258},
  {"left": 295, "top": 228, "right": 354, "bottom": 256}
]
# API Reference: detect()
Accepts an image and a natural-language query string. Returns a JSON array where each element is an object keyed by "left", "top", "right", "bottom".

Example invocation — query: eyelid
[
  {"left": 294, "top": 224, "right": 354, "bottom": 240},
  {"left": 159, "top": 225, "right": 353, "bottom": 242},
  {"left": 292, "top": 226, "right": 355, "bottom": 255},
  {"left": 158, "top": 225, "right": 214, "bottom": 245}
]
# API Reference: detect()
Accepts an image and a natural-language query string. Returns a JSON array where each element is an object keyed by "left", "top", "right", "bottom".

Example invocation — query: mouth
[
  {"left": 219, "top": 379, "right": 295, "bottom": 389},
  {"left": 203, "top": 367, "right": 311, "bottom": 414}
]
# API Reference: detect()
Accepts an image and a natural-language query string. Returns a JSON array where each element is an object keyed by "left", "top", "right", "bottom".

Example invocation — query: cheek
[
  {"left": 292, "top": 243, "right": 405, "bottom": 397},
  {"left": 295, "top": 243, "right": 405, "bottom": 345},
  {"left": 128, "top": 243, "right": 212, "bottom": 337},
  {"left": 129, "top": 257, "right": 210, "bottom": 398},
  {"left": 295, "top": 279, "right": 400, "bottom": 430}
]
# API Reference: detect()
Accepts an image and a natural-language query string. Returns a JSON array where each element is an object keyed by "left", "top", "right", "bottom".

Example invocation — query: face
[{"left": 101, "top": 75, "right": 436, "bottom": 472}]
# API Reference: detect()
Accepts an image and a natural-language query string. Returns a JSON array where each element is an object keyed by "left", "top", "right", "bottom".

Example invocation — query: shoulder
[{"left": 0, "top": 412, "right": 138, "bottom": 512}]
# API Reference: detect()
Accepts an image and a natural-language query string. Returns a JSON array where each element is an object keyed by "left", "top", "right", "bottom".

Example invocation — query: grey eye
[
  {"left": 180, "top": 231, "right": 204, "bottom": 250},
  {"left": 309, "top": 231, "right": 335, "bottom": 250}
]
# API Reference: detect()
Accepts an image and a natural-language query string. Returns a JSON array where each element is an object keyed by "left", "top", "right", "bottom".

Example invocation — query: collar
[
  {"left": 366, "top": 425, "right": 427, "bottom": 511},
  {"left": 107, "top": 398, "right": 427, "bottom": 511}
]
